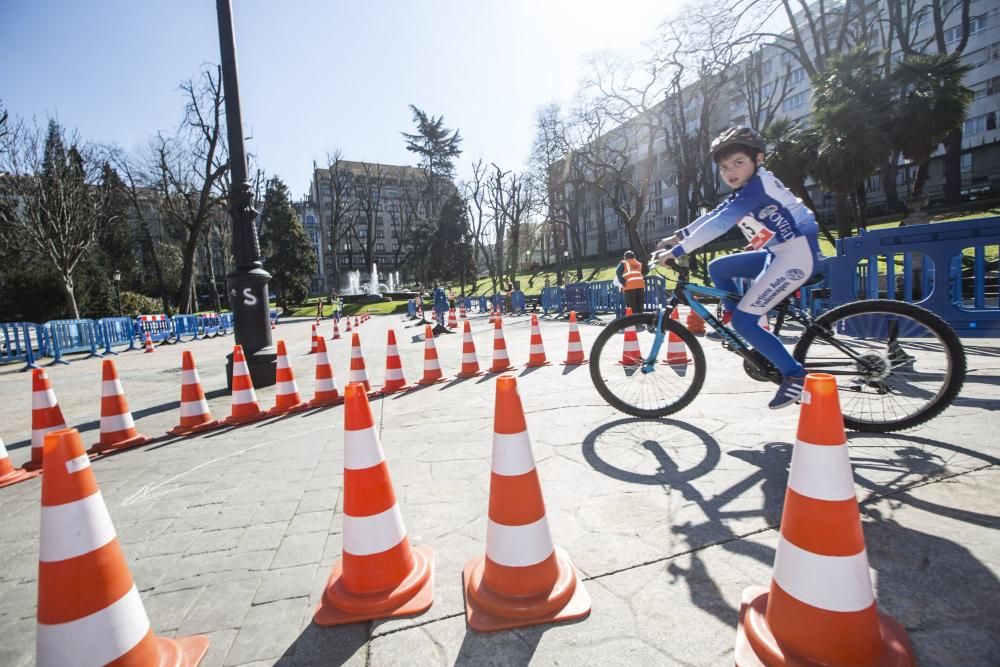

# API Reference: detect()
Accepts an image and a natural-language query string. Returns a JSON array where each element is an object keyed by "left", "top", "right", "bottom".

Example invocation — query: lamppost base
[{"left": 226, "top": 347, "right": 277, "bottom": 390}]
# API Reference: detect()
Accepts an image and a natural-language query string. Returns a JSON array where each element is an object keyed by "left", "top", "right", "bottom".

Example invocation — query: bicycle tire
[
  {"left": 793, "top": 299, "right": 966, "bottom": 433},
  {"left": 589, "top": 312, "right": 707, "bottom": 418}
]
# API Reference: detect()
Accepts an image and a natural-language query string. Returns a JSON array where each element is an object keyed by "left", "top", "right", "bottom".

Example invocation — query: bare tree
[
  {"left": 351, "top": 162, "right": 386, "bottom": 270},
  {"left": 320, "top": 151, "right": 359, "bottom": 291},
  {"left": 153, "top": 66, "right": 229, "bottom": 313},
  {"left": 0, "top": 119, "right": 106, "bottom": 318}
]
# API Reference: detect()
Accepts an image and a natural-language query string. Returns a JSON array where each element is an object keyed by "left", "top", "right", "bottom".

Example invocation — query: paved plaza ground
[{"left": 0, "top": 311, "right": 997, "bottom": 666}]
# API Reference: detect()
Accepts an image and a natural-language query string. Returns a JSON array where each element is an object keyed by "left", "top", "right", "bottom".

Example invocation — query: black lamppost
[
  {"left": 216, "top": 0, "right": 276, "bottom": 389},
  {"left": 112, "top": 270, "right": 122, "bottom": 316}
]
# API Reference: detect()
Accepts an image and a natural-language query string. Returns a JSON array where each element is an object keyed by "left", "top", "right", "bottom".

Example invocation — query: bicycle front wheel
[
  {"left": 793, "top": 299, "right": 966, "bottom": 433},
  {"left": 589, "top": 313, "right": 706, "bottom": 418}
]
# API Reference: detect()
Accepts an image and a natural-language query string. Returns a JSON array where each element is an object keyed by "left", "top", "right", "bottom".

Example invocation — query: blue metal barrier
[
  {"left": 98, "top": 317, "right": 139, "bottom": 355},
  {"left": 478, "top": 296, "right": 488, "bottom": 312},
  {"left": 407, "top": 300, "right": 417, "bottom": 318},
  {"left": 220, "top": 313, "right": 234, "bottom": 333},
  {"left": 1, "top": 322, "right": 42, "bottom": 370},
  {"left": 199, "top": 312, "right": 222, "bottom": 337},
  {"left": 564, "top": 283, "right": 590, "bottom": 316},
  {"left": 826, "top": 218, "right": 1000, "bottom": 336},
  {"left": 541, "top": 287, "right": 564, "bottom": 315},
  {"left": 137, "top": 314, "right": 174, "bottom": 344},
  {"left": 462, "top": 296, "right": 472, "bottom": 311},
  {"left": 511, "top": 290, "right": 526, "bottom": 314},
  {"left": 172, "top": 315, "right": 200, "bottom": 342},
  {"left": 586, "top": 281, "right": 616, "bottom": 315},
  {"left": 43, "top": 319, "right": 103, "bottom": 365}
]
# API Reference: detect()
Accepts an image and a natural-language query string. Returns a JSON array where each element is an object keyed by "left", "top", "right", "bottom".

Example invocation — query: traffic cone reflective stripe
[
  {"left": 448, "top": 308, "right": 458, "bottom": 329},
  {"left": 345, "top": 317, "right": 352, "bottom": 332},
  {"left": 490, "top": 320, "right": 515, "bottom": 373},
  {"left": 664, "top": 308, "right": 689, "bottom": 365},
  {"left": 735, "top": 374, "right": 915, "bottom": 666},
  {"left": 418, "top": 326, "right": 446, "bottom": 385},
  {"left": 24, "top": 368, "right": 67, "bottom": 471},
  {"left": 169, "top": 352, "right": 223, "bottom": 436},
  {"left": 310, "top": 324, "right": 319, "bottom": 354},
  {"left": 562, "top": 311, "right": 586, "bottom": 365},
  {"left": 143, "top": 332, "right": 155, "bottom": 353},
  {"left": 348, "top": 333, "right": 372, "bottom": 391},
  {"left": 331, "top": 319, "right": 341, "bottom": 340},
  {"left": 463, "top": 375, "right": 590, "bottom": 632},
  {"left": 459, "top": 304, "right": 467, "bottom": 319},
  {"left": 91, "top": 360, "right": 152, "bottom": 454},
  {"left": 269, "top": 340, "right": 309, "bottom": 415},
  {"left": 313, "top": 383, "right": 434, "bottom": 626},
  {"left": 686, "top": 306, "right": 706, "bottom": 334},
  {"left": 380, "top": 329, "right": 410, "bottom": 394},
  {"left": 456, "top": 321, "right": 483, "bottom": 378},
  {"left": 37, "top": 428, "right": 210, "bottom": 667},
  {"left": 0, "top": 437, "right": 39, "bottom": 489},
  {"left": 224, "top": 346, "right": 267, "bottom": 425},
  {"left": 525, "top": 314, "right": 550, "bottom": 367},
  {"left": 309, "top": 338, "right": 343, "bottom": 407}
]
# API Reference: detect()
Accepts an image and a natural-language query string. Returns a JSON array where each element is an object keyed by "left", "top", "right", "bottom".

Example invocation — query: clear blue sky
[{"left": 1, "top": 0, "right": 678, "bottom": 197}]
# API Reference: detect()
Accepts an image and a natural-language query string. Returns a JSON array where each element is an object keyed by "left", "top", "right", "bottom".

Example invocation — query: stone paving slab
[{"left": 0, "top": 312, "right": 997, "bottom": 666}]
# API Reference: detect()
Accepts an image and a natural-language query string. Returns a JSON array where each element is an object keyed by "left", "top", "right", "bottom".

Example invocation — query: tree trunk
[
  {"left": 854, "top": 184, "right": 868, "bottom": 229},
  {"left": 203, "top": 232, "right": 222, "bottom": 313},
  {"left": 834, "top": 192, "right": 852, "bottom": 239},
  {"left": 942, "top": 129, "right": 963, "bottom": 205},
  {"left": 177, "top": 232, "right": 200, "bottom": 313},
  {"left": 61, "top": 274, "right": 80, "bottom": 320},
  {"left": 883, "top": 153, "right": 901, "bottom": 212}
]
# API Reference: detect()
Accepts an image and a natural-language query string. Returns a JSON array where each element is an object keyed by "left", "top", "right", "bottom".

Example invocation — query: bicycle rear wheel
[
  {"left": 793, "top": 299, "right": 965, "bottom": 432},
  {"left": 589, "top": 313, "right": 706, "bottom": 418}
]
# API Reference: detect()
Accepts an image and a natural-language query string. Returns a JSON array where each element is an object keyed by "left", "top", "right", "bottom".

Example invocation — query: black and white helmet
[{"left": 710, "top": 126, "right": 766, "bottom": 162}]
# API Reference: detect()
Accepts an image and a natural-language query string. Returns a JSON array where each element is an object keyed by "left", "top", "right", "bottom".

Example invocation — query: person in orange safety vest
[{"left": 616, "top": 250, "right": 647, "bottom": 314}]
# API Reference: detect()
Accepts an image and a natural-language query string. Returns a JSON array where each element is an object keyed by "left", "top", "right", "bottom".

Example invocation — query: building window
[
  {"left": 782, "top": 91, "right": 808, "bottom": 112},
  {"left": 780, "top": 50, "right": 795, "bottom": 66},
  {"left": 376, "top": 230, "right": 385, "bottom": 239},
  {"left": 305, "top": 214, "right": 316, "bottom": 225},
  {"left": 866, "top": 172, "right": 881, "bottom": 193},
  {"left": 761, "top": 59, "right": 772, "bottom": 76},
  {"left": 761, "top": 81, "right": 776, "bottom": 97},
  {"left": 358, "top": 228, "right": 368, "bottom": 238},
  {"left": 961, "top": 153, "right": 973, "bottom": 173},
  {"left": 788, "top": 67, "right": 806, "bottom": 84},
  {"left": 964, "top": 112, "right": 996, "bottom": 135},
  {"left": 376, "top": 243, "right": 385, "bottom": 252},
  {"left": 945, "top": 15, "right": 986, "bottom": 44},
  {"left": 340, "top": 257, "right": 350, "bottom": 265},
  {"left": 663, "top": 194, "right": 678, "bottom": 209}
]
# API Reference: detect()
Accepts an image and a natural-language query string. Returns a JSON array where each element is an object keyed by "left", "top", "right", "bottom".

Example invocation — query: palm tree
[
  {"left": 889, "top": 54, "right": 974, "bottom": 225},
  {"left": 810, "top": 48, "right": 892, "bottom": 238}
]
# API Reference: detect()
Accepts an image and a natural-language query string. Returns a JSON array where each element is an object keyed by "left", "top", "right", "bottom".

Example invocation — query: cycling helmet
[{"left": 710, "top": 126, "right": 766, "bottom": 162}]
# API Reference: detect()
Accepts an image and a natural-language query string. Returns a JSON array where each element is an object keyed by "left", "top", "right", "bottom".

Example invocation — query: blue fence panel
[
  {"left": 564, "top": 283, "right": 590, "bottom": 316},
  {"left": 827, "top": 217, "right": 1000, "bottom": 336},
  {"left": 644, "top": 276, "right": 668, "bottom": 311},
  {"left": 541, "top": 287, "right": 564, "bottom": 315},
  {"left": 477, "top": 296, "right": 487, "bottom": 312},
  {"left": 219, "top": 313, "right": 234, "bottom": 333},
  {"left": 511, "top": 290, "right": 526, "bottom": 314},
  {"left": 586, "top": 281, "right": 616, "bottom": 315},
  {"left": 199, "top": 313, "right": 222, "bottom": 337},
  {"left": 43, "top": 319, "right": 103, "bottom": 365},
  {"left": 137, "top": 315, "right": 174, "bottom": 343},
  {"left": 97, "top": 317, "right": 139, "bottom": 355},
  {"left": 172, "top": 315, "right": 200, "bottom": 341},
  {"left": 1, "top": 322, "right": 43, "bottom": 370}
]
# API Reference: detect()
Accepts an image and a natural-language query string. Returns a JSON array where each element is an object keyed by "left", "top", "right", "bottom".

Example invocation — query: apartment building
[
  {"left": 291, "top": 198, "right": 325, "bottom": 295},
  {"left": 560, "top": 0, "right": 1000, "bottom": 260}
]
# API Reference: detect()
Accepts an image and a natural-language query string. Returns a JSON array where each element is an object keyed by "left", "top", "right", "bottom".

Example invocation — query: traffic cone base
[
  {"left": 223, "top": 410, "right": 269, "bottom": 426},
  {"left": 525, "top": 359, "right": 551, "bottom": 368},
  {"left": 735, "top": 586, "right": 914, "bottom": 667},
  {"left": 149, "top": 634, "right": 211, "bottom": 667},
  {"left": 0, "top": 466, "right": 39, "bottom": 489},
  {"left": 463, "top": 547, "right": 591, "bottom": 632},
  {"left": 313, "top": 544, "right": 435, "bottom": 626},
  {"left": 457, "top": 368, "right": 484, "bottom": 378},
  {"left": 267, "top": 401, "right": 310, "bottom": 417},
  {"left": 168, "top": 419, "right": 224, "bottom": 437},
  {"left": 417, "top": 375, "right": 447, "bottom": 385},
  {"left": 309, "top": 394, "right": 344, "bottom": 408},
  {"left": 90, "top": 433, "right": 154, "bottom": 456}
]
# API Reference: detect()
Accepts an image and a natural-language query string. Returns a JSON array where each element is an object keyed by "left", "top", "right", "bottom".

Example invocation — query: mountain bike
[{"left": 589, "top": 254, "right": 966, "bottom": 433}]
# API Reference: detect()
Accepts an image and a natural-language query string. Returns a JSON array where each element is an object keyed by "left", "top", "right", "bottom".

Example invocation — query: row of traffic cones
[
  {"left": 313, "top": 374, "right": 591, "bottom": 633},
  {"left": 313, "top": 314, "right": 371, "bottom": 352}
]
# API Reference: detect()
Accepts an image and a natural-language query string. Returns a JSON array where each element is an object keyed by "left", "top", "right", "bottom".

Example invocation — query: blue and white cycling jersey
[{"left": 671, "top": 167, "right": 819, "bottom": 257}]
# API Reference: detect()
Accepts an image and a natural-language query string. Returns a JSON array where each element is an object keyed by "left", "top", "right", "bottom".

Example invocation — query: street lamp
[
  {"left": 112, "top": 270, "right": 122, "bottom": 317},
  {"left": 216, "top": 0, "right": 276, "bottom": 389}
]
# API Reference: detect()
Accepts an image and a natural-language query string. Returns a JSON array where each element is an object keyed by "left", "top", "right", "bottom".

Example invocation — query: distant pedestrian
[{"left": 616, "top": 250, "right": 647, "bottom": 314}]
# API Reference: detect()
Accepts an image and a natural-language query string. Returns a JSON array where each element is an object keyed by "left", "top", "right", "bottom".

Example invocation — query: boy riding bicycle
[{"left": 656, "top": 126, "right": 824, "bottom": 409}]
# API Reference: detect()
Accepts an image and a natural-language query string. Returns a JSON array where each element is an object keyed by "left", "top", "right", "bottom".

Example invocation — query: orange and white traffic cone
[
  {"left": 309, "top": 338, "right": 343, "bottom": 407},
  {"left": 354, "top": 316, "right": 360, "bottom": 329},
  {"left": 143, "top": 331, "right": 155, "bottom": 353},
  {"left": 0, "top": 437, "right": 39, "bottom": 489},
  {"left": 345, "top": 317, "right": 353, "bottom": 333},
  {"left": 90, "top": 359, "right": 153, "bottom": 455},
  {"left": 735, "top": 373, "right": 915, "bottom": 666},
  {"left": 23, "top": 368, "right": 67, "bottom": 471},
  {"left": 313, "top": 383, "right": 434, "bottom": 626},
  {"left": 686, "top": 306, "right": 706, "bottom": 335},
  {"left": 456, "top": 321, "right": 483, "bottom": 378},
  {"left": 463, "top": 375, "right": 591, "bottom": 632},
  {"left": 169, "top": 351, "right": 223, "bottom": 436},
  {"left": 489, "top": 318, "right": 515, "bottom": 373},
  {"left": 459, "top": 304, "right": 467, "bottom": 319},
  {"left": 418, "top": 325, "right": 446, "bottom": 385},
  {"left": 224, "top": 345, "right": 268, "bottom": 425},
  {"left": 348, "top": 333, "right": 372, "bottom": 392},
  {"left": 448, "top": 308, "right": 458, "bottom": 329},
  {"left": 37, "top": 428, "right": 210, "bottom": 666},
  {"left": 525, "top": 314, "right": 550, "bottom": 368},
  {"left": 380, "top": 329, "right": 410, "bottom": 394},
  {"left": 310, "top": 323, "right": 319, "bottom": 354},
  {"left": 268, "top": 340, "right": 309, "bottom": 416},
  {"left": 331, "top": 319, "right": 341, "bottom": 340},
  {"left": 620, "top": 308, "right": 641, "bottom": 366},
  {"left": 664, "top": 308, "right": 689, "bottom": 365},
  {"left": 562, "top": 311, "right": 587, "bottom": 365}
]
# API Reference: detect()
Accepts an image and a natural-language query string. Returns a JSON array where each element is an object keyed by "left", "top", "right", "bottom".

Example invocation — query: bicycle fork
[{"left": 642, "top": 309, "right": 669, "bottom": 373}]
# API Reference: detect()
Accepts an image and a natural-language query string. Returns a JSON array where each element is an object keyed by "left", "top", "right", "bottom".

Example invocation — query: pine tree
[
  {"left": 258, "top": 176, "right": 316, "bottom": 311},
  {"left": 401, "top": 105, "right": 462, "bottom": 218}
]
